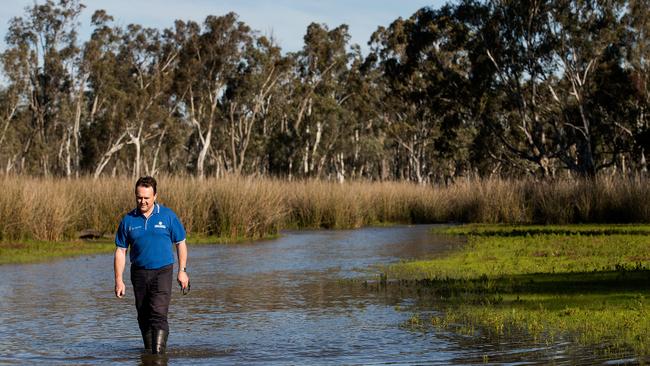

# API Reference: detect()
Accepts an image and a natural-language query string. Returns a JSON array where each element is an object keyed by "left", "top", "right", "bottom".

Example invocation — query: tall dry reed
[{"left": 0, "top": 175, "right": 648, "bottom": 242}]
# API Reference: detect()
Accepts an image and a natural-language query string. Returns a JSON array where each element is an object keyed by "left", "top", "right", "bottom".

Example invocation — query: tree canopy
[{"left": 1, "top": 0, "right": 648, "bottom": 181}]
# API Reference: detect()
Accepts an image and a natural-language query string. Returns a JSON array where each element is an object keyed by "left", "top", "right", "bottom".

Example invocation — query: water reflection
[{"left": 0, "top": 225, "right": 635, "bottom": 365}]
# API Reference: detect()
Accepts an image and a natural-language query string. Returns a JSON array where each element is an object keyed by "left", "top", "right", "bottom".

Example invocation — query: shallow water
[{"left": 0, "top": 225, "right": 637, "bottom": 365}]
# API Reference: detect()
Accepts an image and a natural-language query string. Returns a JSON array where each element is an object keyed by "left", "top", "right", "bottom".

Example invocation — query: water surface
[{"left": 0, "top": 225, "right": 635, "bottom": 365}]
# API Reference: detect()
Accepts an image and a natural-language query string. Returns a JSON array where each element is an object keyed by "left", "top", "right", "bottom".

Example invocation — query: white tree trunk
[
  {"left": 197, "top": 127, "right": 212, "bottom": 179},
  {"left": 0, "top": 104, "right": 17, "bottom": 149},
  {"left": 93, "top": 132, "right": 127, "bottom": 179},
  {"left": 309, "top": 122, "right": 322, "bottom": 172},
  {"left": 336, "top": 152, "right": 345, "bottom": 183},
  {"left": 65, "top": 131, "right": 72, "bottom": 177},
  {"left": 150, "top": 127, "right": 166, "bottom": 176},
  {"left": 73, "top": 86, "right": 84, "bottom": 178},
  {"left": 132, "top": 137, "right": 141, "bottom": 178}
]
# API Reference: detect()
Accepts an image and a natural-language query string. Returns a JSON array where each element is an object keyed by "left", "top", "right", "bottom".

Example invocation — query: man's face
[{"left": 135, "top": 186, "right": 157, "bottom": 215}]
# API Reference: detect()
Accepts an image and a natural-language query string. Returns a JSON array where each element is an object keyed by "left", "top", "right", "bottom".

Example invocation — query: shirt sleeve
[
  {"left": 115, "top": 218, "right": 129, "bottom": 248},
  {"left": 169, "top": 211, "right": 187, "bottom": 244}
]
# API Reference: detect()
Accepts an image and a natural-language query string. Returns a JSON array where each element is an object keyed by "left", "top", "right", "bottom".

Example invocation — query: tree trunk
[
  {"left": 73, "top": 84, "right": 84, "bottom": 178},
  {"left": 641, "top": 149, "right": 647, "bottom": 174},
  {"left": 309, "top": 122, "right": 322, "bottom": 173},
  {"left": 0, "top": 104, "right": 17, "bottom": 149},
  {"left": 150, "top": 127, "right": 167, "bottom": 176},
  {"left": 133, "top": 138, "right": 141, "bottom": 178},
  {"left": 64, "top": 130, "right": 72, "bottom": 177},
  {"left": 93, "top": 132, "right": 127, "bottom": 179},
  {"left": 335, "top": 152, "right": 345, "bottom": 183},
  {"left": 197, "top": 127, "right": 212, "bottom": 179}
]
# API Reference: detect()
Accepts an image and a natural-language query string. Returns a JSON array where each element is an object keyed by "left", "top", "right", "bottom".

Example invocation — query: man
[{"left": 114, "top": 176, "right": 190, "bottom": 354}]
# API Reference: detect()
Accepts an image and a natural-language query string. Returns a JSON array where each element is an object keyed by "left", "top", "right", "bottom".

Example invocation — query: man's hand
[
  {"left": 177, "top": 271, "right": 189, "bottom": 290},
  {"left": 114, "top": 247, "right": 127, "bottom": 298},
  {"left": 115, "top": 280, "right": 125, "bottom": 298},
  {"left": 175, "top": 240, "right": 189, "bottom": 293}
]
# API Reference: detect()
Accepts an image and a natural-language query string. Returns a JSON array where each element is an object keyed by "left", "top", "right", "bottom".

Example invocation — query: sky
[{"left": 0, "top": 0, "right": 447, "bottom": 54}]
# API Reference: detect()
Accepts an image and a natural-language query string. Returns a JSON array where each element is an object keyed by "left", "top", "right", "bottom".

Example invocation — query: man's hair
[{"left": 135, "top": 176, "right": 157, "bottom": 195}]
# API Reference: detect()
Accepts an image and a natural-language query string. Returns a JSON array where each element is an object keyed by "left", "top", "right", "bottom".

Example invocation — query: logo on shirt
[
  {"left": 154, "top": 221, "right": 167, "bottom": 229},
  {"left": 129, "top": 225, "right": 143, "bottom": 231}
]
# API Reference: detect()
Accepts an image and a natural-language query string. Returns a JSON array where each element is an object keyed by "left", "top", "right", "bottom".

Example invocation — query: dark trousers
[{"left": 131, "top": 264, "right": 173, "bottom": 332}]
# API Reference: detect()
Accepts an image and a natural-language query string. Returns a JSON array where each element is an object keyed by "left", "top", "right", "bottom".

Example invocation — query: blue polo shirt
[{"left": 115, "top": 203, "right": 186, "bottom": 270}]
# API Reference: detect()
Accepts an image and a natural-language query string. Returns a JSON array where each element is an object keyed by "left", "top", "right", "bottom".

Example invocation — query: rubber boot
[
  {"left": 152, "top": 329, "right": 169, "bottom": 355},
  {"left": 141, "top": 328, "right": 152, "bottom": 352}
]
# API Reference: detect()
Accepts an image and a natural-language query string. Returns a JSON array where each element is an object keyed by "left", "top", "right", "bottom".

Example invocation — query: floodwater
[{"left": 0, "top": 225, "right": 637, "bottom": 365}]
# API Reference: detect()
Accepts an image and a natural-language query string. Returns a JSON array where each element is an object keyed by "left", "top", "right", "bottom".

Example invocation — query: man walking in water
[{"left": 114, "top": 176, "right": 190, "bottom": 354}]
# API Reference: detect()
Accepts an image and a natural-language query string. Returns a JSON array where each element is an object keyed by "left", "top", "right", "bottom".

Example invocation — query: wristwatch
[{"left": 179, "top": 267, "right": 187, "bottom": 272}]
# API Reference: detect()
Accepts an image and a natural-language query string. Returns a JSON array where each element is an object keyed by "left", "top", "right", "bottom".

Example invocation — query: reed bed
[{"left": 0, "top": 175, "right": 648, "bottom": 242}]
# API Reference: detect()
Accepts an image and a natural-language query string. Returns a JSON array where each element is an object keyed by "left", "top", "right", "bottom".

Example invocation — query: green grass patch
[
  {"left": 0, "top": 239, "right": 115, "bottom": 265},
  {"left": 435, "top": 223, "right": 650, "bottom": 237},
  {"left": 0, "top": 233, "right": 282, "bottom": 265},
  {"left": 385, "top": 225, "right": 650, "bottom": 357}
]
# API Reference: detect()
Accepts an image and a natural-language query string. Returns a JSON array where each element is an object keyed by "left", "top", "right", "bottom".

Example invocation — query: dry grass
[{"left": 0, "top": 175, "right": 648, "bottom": 242}]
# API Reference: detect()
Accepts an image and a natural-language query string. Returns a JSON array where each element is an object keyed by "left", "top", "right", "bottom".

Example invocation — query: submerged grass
[{"left": 385, "top": 226, "right": 650, "bottom": 357}]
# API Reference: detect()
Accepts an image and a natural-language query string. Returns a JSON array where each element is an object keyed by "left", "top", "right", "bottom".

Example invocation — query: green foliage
[{"left": 1, "top": 1, "right": 648, "bottom": 179}]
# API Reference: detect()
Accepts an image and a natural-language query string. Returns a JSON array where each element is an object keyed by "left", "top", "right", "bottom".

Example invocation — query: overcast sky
[{"left": 0, "top": 0, "right": 447, "bottom": 53}]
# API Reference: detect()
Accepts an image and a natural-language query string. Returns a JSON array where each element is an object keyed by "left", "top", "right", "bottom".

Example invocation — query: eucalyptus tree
[
  {"left": 370, "top": 18, "right": 423, "bottom": 182},
  {"left": 282, "top": 23, "right": 354, "bottom": 179},
  {"left": 463, "top": 0, "right": 560, "bottom": 177},
  {"left": 4, "top": 0, "right": 85, "bottom": 176},
  {"left": 621, "top": 0, "right": 650, "bottom": 172},
  {"left": 114, "top": 22, "right": 179, "bottom": 177},
  {"left": 369, "top": 6, "right": 476, "bottom": 183},
  {"left": 0, "top": 50, "right": 27, "bottom": 174},
  {"left": 415, "top": 5, "right": 477, "bottom": 181},
  {"left": 454, "top": 0, "right": 633, "bottom": 177},
  {"left": 221, "top": 35, "right": 290, "bottom": 175},
  {"left": 545, "top": 0, "right": 629, "bottom": 176},
  {"left": 335, "top": 48, "right": 386, "bottom": 180},
  {"left": 174, "top": 13, "right": 252, "bottom": 178},
  {"left": 83, "top": 10, "right": 128, "bottom": 178}
]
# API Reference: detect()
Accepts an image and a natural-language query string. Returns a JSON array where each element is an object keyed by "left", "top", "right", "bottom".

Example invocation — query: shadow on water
[
  {"left": 388, "top": 268, "right": 650, "bottom": 299},
  {"left": 368, "top": 268, "right": 650, "bottom": 307},
  {"left": 138, "top": 347, "right": 235, "bottom": 366}
]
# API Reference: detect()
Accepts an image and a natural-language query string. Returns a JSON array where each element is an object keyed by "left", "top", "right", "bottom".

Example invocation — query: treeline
[{"left": 1, "top": 0, "right": 649, "bottom": 181}]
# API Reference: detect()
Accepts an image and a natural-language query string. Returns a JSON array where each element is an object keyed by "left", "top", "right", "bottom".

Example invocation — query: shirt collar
[{"left": 132, "top": 203, "right": 160, "bottom": 217}]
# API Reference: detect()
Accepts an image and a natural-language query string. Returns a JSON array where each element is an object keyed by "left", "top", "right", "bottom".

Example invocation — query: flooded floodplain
[{"left": 0, "top": 225, "right": 635, "bottom": 365}]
